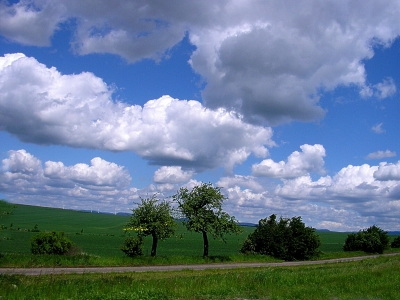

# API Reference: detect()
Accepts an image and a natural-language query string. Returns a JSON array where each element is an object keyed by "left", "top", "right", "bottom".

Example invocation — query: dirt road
[{"left": 1, "top": 253, "right": 399, "bottom": 276}]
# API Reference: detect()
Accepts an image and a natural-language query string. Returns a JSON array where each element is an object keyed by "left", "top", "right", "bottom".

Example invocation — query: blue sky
[{"left": 1, "top": 0, "right": 400, "bottom": 231}]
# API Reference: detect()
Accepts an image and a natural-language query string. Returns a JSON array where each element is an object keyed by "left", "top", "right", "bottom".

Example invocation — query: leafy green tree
[
  {"left": 240, "top": 214, "right": 321, "bottom": 261},
  {"left": 343, "top": 225, "right": 390, "bottom": 254},
  {"left": 124, "top": 195, "right": 175, "bottom": 257},
  {"left": 173, "top": 182, "right": 242, "bottom": 257},
  {"left": 31, "top": 231, "right": 73, "bottom": 255},
  {"left": 391, "top": 236, "right": 400, "bottom": 248}
]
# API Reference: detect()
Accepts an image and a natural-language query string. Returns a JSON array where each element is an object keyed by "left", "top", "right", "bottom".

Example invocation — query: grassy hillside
[
  {"left": 0, "top": 200, "right": 354, "bottom": 257},
  {"left": 0, "top": 201, "right": 255, "bottom": 257}
]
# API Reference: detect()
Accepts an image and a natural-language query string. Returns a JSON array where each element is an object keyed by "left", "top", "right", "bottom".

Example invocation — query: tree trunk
[
  {"left": 151, "top": 234, "right": 158, "bottom": 257},
  {"left": 202, "top": 230, "right": 209, "bottom": 257}
]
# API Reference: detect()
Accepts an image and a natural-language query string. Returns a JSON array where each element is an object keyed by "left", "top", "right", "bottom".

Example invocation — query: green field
[
  {"left": 0, "top": 201, "right": 253, "bottom": 257},
  {"left": 0, "top": 200, "right": 352, "bottom": 258},
  {"left": 2, "top": 200, "right": 400, "bottom": 299}
]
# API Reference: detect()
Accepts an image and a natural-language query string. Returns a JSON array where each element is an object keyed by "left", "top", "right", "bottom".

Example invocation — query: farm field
[
  {"left": 1, "top": 200, "right": 400, "bottom": 299},
  {"left": 0, "top": 200, "right": 397, "bottom": 263},
  {"left": 0, "top": 201, "right": 255, "bottom": 258}
]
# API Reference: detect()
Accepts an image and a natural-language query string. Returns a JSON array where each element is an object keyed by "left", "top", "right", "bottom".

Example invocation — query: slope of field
[{"left": 1, "top": 201, "right": 349, "bottom": 257}]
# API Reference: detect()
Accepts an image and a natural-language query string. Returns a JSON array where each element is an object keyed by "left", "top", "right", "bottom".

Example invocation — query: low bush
[
  {"left": 31, "top": 231, "right": 73, "bottom": 255},
  {"left": 121, "top": 237, "right": 143, "bottom": 257},
  {"left": 343, "top": 225, "right": 390, "bottom": 254}
]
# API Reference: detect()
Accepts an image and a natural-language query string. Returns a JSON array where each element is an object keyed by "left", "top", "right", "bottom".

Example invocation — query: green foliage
[
  {"left": 30, "top": 231, "right": 73, "bottom": 255},
  {"left": 343, "top": 225, "right": 390, "bottom": 254},
  {"left": 173, "top": 182, "right": 242, "bottom": 257},
  {"left": 124, "top": 195, "right": 175, "bottom": 257},
  {"left": 392, "top": 236, "right": 400, "bottom": 248},
  {"left": 240, "top": 214, "right": 321, "bottom": 261},
  {"left": 121, "top": 237, "right": 144, "bottom": 257}
]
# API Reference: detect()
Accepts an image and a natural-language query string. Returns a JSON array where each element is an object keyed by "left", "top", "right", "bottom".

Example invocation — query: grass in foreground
[{"left": 1, "top": 255, "right": 399, "bottom": 300}]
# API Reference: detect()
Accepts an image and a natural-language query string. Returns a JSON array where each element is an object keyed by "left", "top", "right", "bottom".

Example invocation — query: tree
[
  {"left": 343, "top": 225, "right": 390, "bottom": 254},
  {"left": 124, "top": 195, "right": 175, "bottom": 257},
  {"left": 391, "top": 236, "right": 400, "bottom": 248},
  {"left": 173, "top": 182, "right": 242, "bottom": 257},
  {"left": 240, "top": 214, "right": 321, "bottom": 261}
]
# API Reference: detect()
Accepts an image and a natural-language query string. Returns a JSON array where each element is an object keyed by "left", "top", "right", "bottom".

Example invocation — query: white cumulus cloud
[
  {"left": 252, "top": 144, "right": 326, "bottom": 179},
  {"left": 1, "top": 1, "right": 400, "bottom": 124},
  {"left": 153, "top": 166, "right": 194, "bottom": 184},
  {"left": 374, "top": 161, "right": 400, "bottom": 181},
  {"left": 217, "top": 175, "right": 264, "bottom": 193},
  {"left": 0, "top": 149, "right": 135, "bottom": 211},
  {"left": 1, "top": 149, "right": 42, "bottom": 175},
  {"left": 374, "top": 78, "right": 397, "bottom": 99},
  {"left": 366, "top": 150, "right": 396, "bottom": 160},
  {"left": 44, "top": 157, "right": 131, "bottom": 188},
  {"left": 0, "top": 53, "right": 274, "bottom": 172},
  {"left": 0, "top": 1, "right": 65, "bottom": 46}
]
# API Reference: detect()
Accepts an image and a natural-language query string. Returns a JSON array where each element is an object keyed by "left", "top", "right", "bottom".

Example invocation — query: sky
[{"left": 0, "top": 0, "right": 400, "bottom": 231}]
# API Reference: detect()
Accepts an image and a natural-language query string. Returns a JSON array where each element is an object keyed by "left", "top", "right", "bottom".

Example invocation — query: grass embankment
[{"left": 1, "top": 255, "right": 399, "bottom": 299}]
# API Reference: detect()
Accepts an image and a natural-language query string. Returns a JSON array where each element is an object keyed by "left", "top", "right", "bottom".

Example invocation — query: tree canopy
[
  {"left": 124, "top": 195, "right": 175, "bottom": 257},
  {"left": 173, "top": 182, "right": 241, "bottom": 257},
  {"left": 240, "top": 214, "right": 321, "bottom": 261},
  {"left": 343, "top": 225, "right": 390, "bottom": 254}
]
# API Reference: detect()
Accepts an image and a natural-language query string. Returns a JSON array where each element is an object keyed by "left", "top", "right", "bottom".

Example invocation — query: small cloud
[
  {"left": 153, "top": 166, "right": 194, "bottom": 184},
  {"left": 252, "top": 144, "right": 326, "bottom": 179},
  {"left": 360, "top": 78, "right": 396, "bottom": 100},
  {"left": 359, "top": 86, "right": 373, "bottom": 98},
  {"left": 366, "top": 150, "right": 396, "bottom": 160},
  {"left": 371, "top": 123, "right": 385, "bottom": 134},
  {"left": 374, "top": 78, "right": 396, "bottom": 99}
]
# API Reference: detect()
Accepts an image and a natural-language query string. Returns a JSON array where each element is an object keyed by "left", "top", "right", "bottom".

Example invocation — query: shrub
[
  {"left": 240, "top": 214, "right": 321, "bottom": 261},
  {"left": 121, "top": 237, "right": 143, "bottom": 257},
  {"left": 31, "top": 224, "right": 40, "bottom": 232},
  {"left": 391, "top": 236, "right": 400, "bottom": 248},
  {"left": 343, "top": 225, "right": 390, "bottom": 254},
  {"left": 31, "top": 231, "right": 73, "bottom": 255}
]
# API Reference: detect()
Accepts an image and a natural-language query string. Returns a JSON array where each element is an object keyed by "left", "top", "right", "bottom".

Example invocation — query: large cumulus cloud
[
  {"left": 1, "top": 0, "right": 399, "bottom": 124},
  {"left": 216, "top": 146, "right": 400, "bottom": 230},
  {"left": 191, "top": 0, "right": 400, "bottom": 124},
  {"left": 0, "top": 53, "right": 274, "bottom": 172},
  {"left": 2, "top": 149, "right": 400, "bottom": 230},
  {"left": 0, "top": 149, "right": 136, "bottom": 211},
  {"left": 1, "top": 1, "right": 400, "bottom": 231}
]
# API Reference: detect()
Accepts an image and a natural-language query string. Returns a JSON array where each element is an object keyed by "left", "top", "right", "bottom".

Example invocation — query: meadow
[
  {"left": 1, "top": 200, "right": 400, "bottom": 299},
  {"left": 0, "top": 200, "right": 353, "bottom": 261}
]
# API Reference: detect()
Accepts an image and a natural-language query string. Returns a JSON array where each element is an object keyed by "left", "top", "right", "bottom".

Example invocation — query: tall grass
[{"left": 1, "top": 255, "right": 399, "bottom": 299}]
